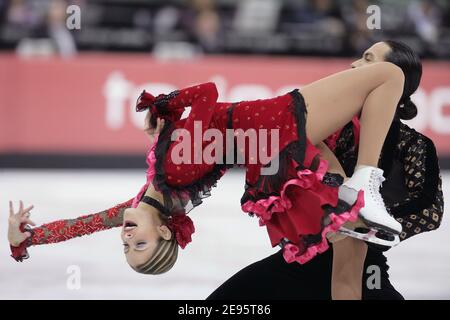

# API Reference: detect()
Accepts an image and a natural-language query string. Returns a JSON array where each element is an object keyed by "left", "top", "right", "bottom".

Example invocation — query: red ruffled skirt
[
  {"left": 240, "top": 90, "right": 364, "bottom": 264},
  {"left": 152, "top": 89, "right": 363, "bottom": 264},
  {"left": 241, "top": 142, "right": 364, "bottom": 264}
]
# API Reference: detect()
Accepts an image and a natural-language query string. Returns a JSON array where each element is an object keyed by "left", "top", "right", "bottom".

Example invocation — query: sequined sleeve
[
  {"left": 10, "top": 199, "right": 133, "bottom": 262},
  {"left": 392, "top": 137, "right": 444, "bottom": 241},
  {"left": 170, "top": 82, "right": 219, "bottom": 136},
  {"left": 161, "top": 82, "right": 219, "bottom": 180}
]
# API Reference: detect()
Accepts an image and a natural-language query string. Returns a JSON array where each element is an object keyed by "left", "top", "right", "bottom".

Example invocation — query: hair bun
[{"left": 398, "top": 97, "right": 418, "bottom": 120}]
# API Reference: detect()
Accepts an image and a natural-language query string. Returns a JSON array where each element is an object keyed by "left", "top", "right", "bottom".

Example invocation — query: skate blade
[
  {"left": 338, "top": 226, "right": 400, "bottom": 247},
  {"left": 359, "top": 216, "right": 402, "bottom": 236}
]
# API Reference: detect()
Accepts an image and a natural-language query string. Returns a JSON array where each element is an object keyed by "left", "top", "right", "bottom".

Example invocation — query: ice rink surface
[{"left": 0, "top": 169, "right": 449, "bottom": 300}]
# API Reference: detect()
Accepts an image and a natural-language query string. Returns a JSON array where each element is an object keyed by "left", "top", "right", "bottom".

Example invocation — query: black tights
[{"left": 207, "top": 248, "right": 404, "bottom": 300}]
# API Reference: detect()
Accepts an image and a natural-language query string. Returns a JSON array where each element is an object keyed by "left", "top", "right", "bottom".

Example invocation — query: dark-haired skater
[{"left": 208, "top": 41, "right": 444, "bottom": 300}]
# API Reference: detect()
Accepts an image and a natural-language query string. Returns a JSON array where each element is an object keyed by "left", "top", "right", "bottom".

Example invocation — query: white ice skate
[{"left": 337, "top": 166, "right": 402, "bottom": 247}]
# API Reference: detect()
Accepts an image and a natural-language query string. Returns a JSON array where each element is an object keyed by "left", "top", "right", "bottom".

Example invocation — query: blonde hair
[
  {"left": 132, "top": 196, "right": 179, "bottom": 275},
  {"left": 133, "top": 236, "right": 178, "bottom": 275}
]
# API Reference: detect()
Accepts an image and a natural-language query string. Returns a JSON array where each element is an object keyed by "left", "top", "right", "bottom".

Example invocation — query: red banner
[{"left": 1, "top": 54, "right": 449, "bottom": 155}]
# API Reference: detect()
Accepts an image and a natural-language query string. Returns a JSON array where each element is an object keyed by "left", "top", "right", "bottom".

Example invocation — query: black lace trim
[
  {"left": 288, "top": 89, "right": 308, "bottom": 166},
  {"left": 322, "top": 172, "right": 344, "bottom": 187},
  {"left": 152, "top": 121, "right": 232, "bottom": 214},
  {"left": 154, "top": 90, "right": 180, "bottom": 109},
  {"left": 333, "top": 121, "right": 358, "bottom": 177},
  {"left": 240, "top": 89, "right": 309, "bottom": 205}
]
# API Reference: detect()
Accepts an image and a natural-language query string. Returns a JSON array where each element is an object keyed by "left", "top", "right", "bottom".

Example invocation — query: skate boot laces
[{"left": 369, "top": 169, "right": 386, "bottom": 209}]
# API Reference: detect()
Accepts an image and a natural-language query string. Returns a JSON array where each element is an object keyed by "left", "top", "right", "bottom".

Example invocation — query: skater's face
[
  {"left": 351, "top": 42, "right": 391, "bottom": 68},
  {"left": 121, "top": 206, "right": 172, "bottom": 268}
]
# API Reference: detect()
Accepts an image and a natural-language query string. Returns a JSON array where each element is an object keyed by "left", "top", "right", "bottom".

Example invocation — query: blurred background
[
  {"left": 1, "top": 0, "right": 450, "bottom": 57},
  {"left": 0, "top": 0, "right": 449, "bottom": 299}
]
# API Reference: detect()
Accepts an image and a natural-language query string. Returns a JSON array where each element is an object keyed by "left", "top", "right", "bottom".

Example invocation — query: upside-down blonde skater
[{"left": 8, "top": 41, "right": 412, "bottom": 300}]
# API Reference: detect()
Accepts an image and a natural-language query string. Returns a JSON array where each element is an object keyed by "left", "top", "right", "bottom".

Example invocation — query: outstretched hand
[{"left": 8, "top": 201, "right": 35, "bottom": 247}]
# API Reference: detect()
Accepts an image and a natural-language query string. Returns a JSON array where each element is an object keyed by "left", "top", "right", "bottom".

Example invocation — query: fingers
[
  {"left": 24, "top": 232, "right": 31, "bottom": 238},
  {"left": 9, "top": 201, "right": 33, "bottom": 218},
  {"left": 155, "top": 117, "right": 165, "bottom": 134},
  {"left": 156, "top": 118, "right": 162, "bottom": 132},
  {"left": 21, "top": 205, "right": 34, "bottom": 216},
  {"left": 21, "top": 218, "right": 36, "bottom": 226}
]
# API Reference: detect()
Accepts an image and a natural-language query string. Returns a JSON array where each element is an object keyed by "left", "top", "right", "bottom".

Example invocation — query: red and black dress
[{"left": 138, "top": 82, "right": 364, "bottom": 264}]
